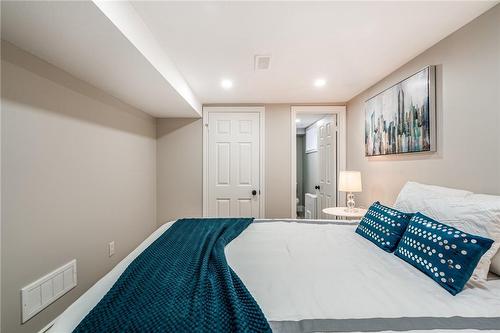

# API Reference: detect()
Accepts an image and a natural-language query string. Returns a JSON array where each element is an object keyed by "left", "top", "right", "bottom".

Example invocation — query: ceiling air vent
[{"left": 254, "top": 55, "right": 271, "bottom": 71}]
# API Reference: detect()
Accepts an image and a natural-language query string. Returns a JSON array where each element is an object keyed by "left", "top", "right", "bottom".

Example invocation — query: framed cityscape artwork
[{"left": 365, "top": 66, "right": 436, "bottom": 156}]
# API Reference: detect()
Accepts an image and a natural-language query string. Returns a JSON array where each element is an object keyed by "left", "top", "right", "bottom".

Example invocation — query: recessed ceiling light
[
  {"left": 221, "top": 79, "right": 233, "bottom": 89},
  {"left": 296, "top": 118, "right": 301, "bottom": 123},
  {"left": 314, "top": 78, "right": 326, "bottom": 87}
]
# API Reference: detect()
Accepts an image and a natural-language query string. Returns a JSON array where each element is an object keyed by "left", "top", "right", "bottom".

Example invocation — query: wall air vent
[
  {"left": 254, "top": 55, "right": 271, "bottom": 71},
  {"left": 21, "top": 259, "right": 77, "bottom": 323}
]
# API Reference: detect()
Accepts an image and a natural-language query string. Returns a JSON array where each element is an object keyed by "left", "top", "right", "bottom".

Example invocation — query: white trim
[
  {"left": 202, "top": 106, "right": 266, "bottom": 218},
  {"left": 290, "top": 105, "right": 347, "bottom": 218}
]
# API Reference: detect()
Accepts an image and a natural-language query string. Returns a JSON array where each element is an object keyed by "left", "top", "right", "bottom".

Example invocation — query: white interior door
[
  {"left": 318, "top": 117, "right": 337, "bottom": 219},
  {"left": 208, "top": 112, "right": 260, "bottom": 217}
]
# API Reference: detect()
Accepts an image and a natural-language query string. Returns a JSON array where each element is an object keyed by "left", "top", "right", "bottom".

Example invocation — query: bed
[{"left": 49, "top": 218, "right": 500, "bottom": 333}]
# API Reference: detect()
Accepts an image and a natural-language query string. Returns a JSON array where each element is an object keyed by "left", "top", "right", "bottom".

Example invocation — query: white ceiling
[
  {"left": 1, "top": 1, "right": 497, "bottom": 117},
  {"left": 1, "top": 1, "right": 201, "bottom": 117},
  {"left": 131, "top": 1, "right": 496, "bottom": 104}
]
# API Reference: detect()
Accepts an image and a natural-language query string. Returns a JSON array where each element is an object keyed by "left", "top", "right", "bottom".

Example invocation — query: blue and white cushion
[
  {"left": 355, "top": 202, "right": 413, "bottom": 252},
  {"left": 395, "top": 212, "right": 494, "bottom": 295}
]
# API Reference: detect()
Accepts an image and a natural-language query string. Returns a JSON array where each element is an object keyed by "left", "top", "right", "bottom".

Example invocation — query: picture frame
[{"left": 365, "top": 66, "right": 436, "bottom": 156}]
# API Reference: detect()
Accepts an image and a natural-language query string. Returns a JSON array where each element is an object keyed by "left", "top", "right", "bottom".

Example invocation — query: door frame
[
  {"left": 203, "top": 106, "right": 266, "bottom": 218},
  {"left": 290, "top": 105, "right": 347, "bottom": 218}
]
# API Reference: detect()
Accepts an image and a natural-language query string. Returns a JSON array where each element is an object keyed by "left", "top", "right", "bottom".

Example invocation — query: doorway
[
  {"left": 291, "top": 106, "right": 347, "bottom": 219},
  {"left": 203, "top": 106, "right": 265, "bottom": 218}
]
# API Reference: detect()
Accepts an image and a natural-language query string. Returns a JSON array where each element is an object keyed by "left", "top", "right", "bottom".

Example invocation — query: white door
[
  {"left": 318, "top": 117, "right": 337, "bottom": 219},
  {"left": 207, "top": 112, "right": 260, "bottom": 217}
]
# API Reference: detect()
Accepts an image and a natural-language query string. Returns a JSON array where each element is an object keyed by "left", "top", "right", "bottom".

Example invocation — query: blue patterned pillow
[
  {"left": 355, "top": 202, "right": 413, "bottom": 252},
  {"left": 395, "top": 213, "right": 494, "bottom": 295}
]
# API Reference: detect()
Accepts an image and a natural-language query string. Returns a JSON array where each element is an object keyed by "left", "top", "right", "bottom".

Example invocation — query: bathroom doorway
[{"left": 291, "top": 106, "right": 347, "bottom": 219}]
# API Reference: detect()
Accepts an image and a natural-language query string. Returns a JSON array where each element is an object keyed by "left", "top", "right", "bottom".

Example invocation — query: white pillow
[
  {"left": 394, "top": 182, "right": 500, "bottom": 282},
  {"left": 394, "top": 182, "right": 472, "bottom": 211},
  {"left": 491, "top": 251, "right": 500, "bottom": 276}
]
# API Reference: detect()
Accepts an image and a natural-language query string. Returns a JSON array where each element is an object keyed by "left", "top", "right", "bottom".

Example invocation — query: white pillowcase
[
  {"left": 394, "top": 182, "right": 500, "bottom": 282},
  {"left": 394, "top": 182, "right": 472, "bottom": 205},
  {"left": 491, "top": 249, "right": 500, "bottom": 276}
]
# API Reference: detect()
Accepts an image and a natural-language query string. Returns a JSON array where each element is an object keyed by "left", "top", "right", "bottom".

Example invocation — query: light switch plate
[{"left": 108, "top": 241, "right": 115, "bottom": 257}]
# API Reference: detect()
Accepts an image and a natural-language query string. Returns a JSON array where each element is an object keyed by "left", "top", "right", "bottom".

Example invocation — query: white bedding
[{"left": 49, "top": 220, "right": 500, "bottom": 333}]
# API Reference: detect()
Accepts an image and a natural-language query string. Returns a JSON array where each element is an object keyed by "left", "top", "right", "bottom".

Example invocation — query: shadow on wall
[
  {"left": 156, "top": 118, "right": 200, "bottom": 139},
  {"left": 1, "top": 41, "right": 155, "bottom": 138}
]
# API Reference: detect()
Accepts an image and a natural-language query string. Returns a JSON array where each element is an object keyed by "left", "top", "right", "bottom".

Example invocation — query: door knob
[{"left": 252, "top": 190, "right": 257, "bottom": 196}]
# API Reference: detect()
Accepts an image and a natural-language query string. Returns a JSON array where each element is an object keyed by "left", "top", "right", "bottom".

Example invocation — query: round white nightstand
[{"left": 322, "top": 207, "right": 367, "bottom": 221}]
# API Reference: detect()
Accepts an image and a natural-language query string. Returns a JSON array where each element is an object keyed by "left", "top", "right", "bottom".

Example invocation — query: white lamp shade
[{"left": 338, "top": 171, "right": 362, "bottom": 192}]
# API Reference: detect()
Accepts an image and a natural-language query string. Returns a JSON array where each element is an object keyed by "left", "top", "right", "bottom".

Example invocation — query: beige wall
[
  {"left": 264, "top": 104, "right": 293, "bottom": 217},
  {"left": 1, "top": 42, "right": 157, "bottom": 333},
  {"left": 156, "top": 104, "right": 348, "bottom": 221},
  {"left": 157, "top": 118, "right": 203, "bottom": 225},
  {"left": 156, "top": 104, "right": 298, "bottom": 221},
  {"left": 346, "top": 5, "right": 500, "bottom": 208}
]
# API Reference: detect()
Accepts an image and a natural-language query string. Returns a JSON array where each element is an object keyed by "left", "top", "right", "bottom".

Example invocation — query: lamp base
[{"left": 346, "top": 192, "right": 356, "bottom": 212}]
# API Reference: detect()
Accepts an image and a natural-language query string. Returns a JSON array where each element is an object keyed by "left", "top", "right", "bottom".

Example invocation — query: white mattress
[{"left": 49, "top": 220, "right": 500, "bottom": 332}]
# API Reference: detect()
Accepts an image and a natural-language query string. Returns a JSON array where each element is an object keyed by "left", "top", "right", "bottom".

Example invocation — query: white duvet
[{"left": 50, "top": 220, "right": 500, "bottom": 333}]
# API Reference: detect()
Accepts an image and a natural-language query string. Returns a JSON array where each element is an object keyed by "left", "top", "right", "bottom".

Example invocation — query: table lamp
[{"left": 338, "top": 171, "right": 362, "bottom": 212}]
